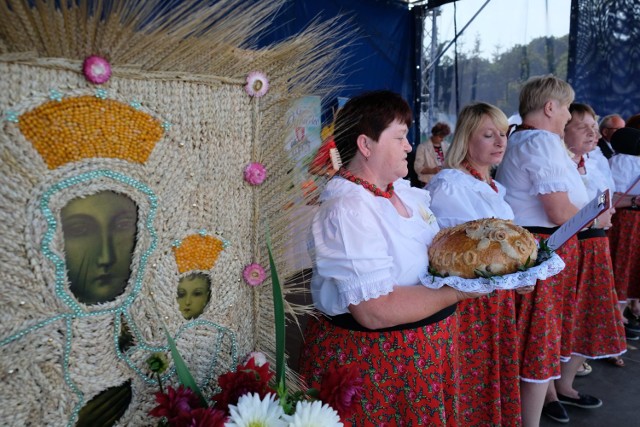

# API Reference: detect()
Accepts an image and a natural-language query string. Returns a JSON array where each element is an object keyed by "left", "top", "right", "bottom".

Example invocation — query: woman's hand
[
  {"left": 594, "top": 208, "right": 615, "bottom": 229},
  {"left": 453, "top": 289, "right": 491, "bottom": 300},
  {"left": 516, "top": 285, "right": 535, "bottom": 295}
]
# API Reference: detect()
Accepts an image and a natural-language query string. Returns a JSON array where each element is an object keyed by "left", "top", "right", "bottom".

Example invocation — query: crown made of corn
[
  {"left": 18, "top": 96, "right": 164, "bottom": 169},
  {"left": 172, "top": 233, "right": 229, "bottom": 274}
]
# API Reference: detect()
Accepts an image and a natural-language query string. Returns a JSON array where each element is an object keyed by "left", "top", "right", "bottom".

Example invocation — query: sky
[{"left": 433, "top": 0, "right": 572, "bottom": 60}]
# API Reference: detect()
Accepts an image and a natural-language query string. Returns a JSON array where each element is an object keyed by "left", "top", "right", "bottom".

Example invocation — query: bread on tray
[{"left": 428, "top": 218, "right": 538, "bottom": 279}]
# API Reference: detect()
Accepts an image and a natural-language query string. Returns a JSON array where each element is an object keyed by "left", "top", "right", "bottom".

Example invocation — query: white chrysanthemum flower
[
  {"left": 284, "top": 400, "right": 343, "bottom": 427},
  {"left": 225, "top": 392, "right": 286, "bottom": 427}
]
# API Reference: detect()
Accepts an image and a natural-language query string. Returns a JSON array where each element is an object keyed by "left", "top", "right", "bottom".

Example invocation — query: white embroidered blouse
[
  {"left": 495, "top": 129, "right": 589, "bottom": 227},
  {"left": 308, "top": 178, "right": 439, "bottom": 315}
]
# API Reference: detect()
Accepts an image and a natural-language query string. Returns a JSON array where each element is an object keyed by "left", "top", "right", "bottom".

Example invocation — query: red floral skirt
[
  {"left": 457, "top": 291, "right": 521, "bottom": 427},
  {"left": 299, "top": 314, "right": 459, "bottom": 427},
  {"left": 516, "top": 234, "right": 579, "bottom": 382},
  {"left": 608, "top": 209, "right": 640, "bottom": 300},
  {"left": 572, "top": 236, "right": 626, "bottom": 358}
]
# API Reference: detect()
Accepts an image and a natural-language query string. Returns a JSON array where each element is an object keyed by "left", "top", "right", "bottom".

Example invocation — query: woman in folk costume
[
  {"left": 299, "top": 90, "right": 482, "bottom": 426},
  {"left": 554, "top": 102, "right": 625, "bottom": 407},
  {"left": 495, "top": 75, "right": 595, "bottom": 426},
  {"left": 427, "top": 102, "right": 524, "bottom": 426},
  {"left": 608, "top": 127, "right": 640, "bottom": 343}
]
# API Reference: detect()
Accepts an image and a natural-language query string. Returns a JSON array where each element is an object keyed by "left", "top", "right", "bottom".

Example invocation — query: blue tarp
[{"left": 258, "top": 0, "right": 417, "bottom": 139}]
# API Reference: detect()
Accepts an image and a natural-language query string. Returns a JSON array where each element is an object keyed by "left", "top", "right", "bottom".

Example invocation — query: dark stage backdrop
[
  {"left": 257, "top": 0, "right": 417, "bottom": 139},
  {"left": 568, "top": 0, "right": 640, "bottom": 119}
]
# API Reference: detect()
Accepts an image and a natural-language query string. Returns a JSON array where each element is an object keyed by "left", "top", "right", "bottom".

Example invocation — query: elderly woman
[
  {"left": 558, "top": 102, "right": 625, "bottom": 394},
  {"left": 427, "top": 102, "right": 521, "bottom": 426},
  {"left": 414, "top": 121, "right": 452, "bottom": 186},
  {"left": 299, "top": 91, "right": 479, "bottom": 425},
  {"left": 608, "top": 127, "right": 640, "bottom": 342},
  {"left": 495, "top": 75, "right": 593, "bottom": 426}
]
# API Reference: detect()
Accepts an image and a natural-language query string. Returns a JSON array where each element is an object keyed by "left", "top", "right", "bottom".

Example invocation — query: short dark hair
[
  {"left": 611, "top": 127, "right": 640, "bottom": 156},
  {"left": 334, "top": 90, "right": 412, "bottom": 166},
  {"left": 626, "top": 113, "right": 640, "bottom": 130},
  {"left": 431, "top": 122, "right": 451, "bottom": 137}
]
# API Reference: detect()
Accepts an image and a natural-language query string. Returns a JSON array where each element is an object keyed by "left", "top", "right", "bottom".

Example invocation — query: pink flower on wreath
[
  {"left": 244, "top": 71, "right": 269, "bottom": 98},
  {"left": 243, "top": 263, "right": 267, "bottom": 286},
  {"left": 244, "top": 162, "right": 267, "bottom": 186},
  {"left": 82, "top": 55, "right": 112, "bottom": 84}
]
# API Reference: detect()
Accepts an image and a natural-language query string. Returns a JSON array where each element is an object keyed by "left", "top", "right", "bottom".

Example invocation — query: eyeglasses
[{"left": 604, "top": 127, "right": 623, "bottom": 132}]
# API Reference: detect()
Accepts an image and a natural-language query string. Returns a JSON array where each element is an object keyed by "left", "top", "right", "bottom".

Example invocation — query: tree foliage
[{"left": 433, "top": 34, "right": 569, "bottom": 117}]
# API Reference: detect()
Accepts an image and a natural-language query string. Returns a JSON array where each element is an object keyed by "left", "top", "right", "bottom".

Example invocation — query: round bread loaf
[{"left": 428, "top": 218, "right": 538, "bottom": 279}]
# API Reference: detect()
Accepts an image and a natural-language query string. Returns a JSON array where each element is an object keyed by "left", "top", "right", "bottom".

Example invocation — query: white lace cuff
[
  {"left": 337, "top": 272, "right": 395, "bottom": 309},
  {"left": 419, "top": 253, "right": 565, "bottom": 293}
]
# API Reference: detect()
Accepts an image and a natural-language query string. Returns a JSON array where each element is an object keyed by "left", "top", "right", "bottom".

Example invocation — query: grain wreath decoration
[{"left": 0, "top": 0, "right": 352, "bottom": 425}]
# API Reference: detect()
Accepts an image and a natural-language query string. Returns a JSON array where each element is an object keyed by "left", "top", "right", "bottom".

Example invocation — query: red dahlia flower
[
  {"left": 211, "top": 358, "right": 275, "bottom": 413},
  {"left": 319, "top": 366, "right": 364, "bottom": 419},
  {"left": 149, "top": 385, "right": 201, "bottom": 422}
]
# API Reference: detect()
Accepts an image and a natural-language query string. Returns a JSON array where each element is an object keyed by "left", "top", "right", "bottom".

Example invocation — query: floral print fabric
[
  {"left": 516, "top": 234, "right": 579, "bottom": 382},
  {"left": 457, "top": 291, "right": 521, "bottom": 426},
  {"left": 572, "top": 236, "right": 626, "bottom": 358},
  {"left": 299, "top": 315, "right": 459, "bottom": 426},
  {"left": 608, "top": 209, "right": 640, "bottom": 300}
]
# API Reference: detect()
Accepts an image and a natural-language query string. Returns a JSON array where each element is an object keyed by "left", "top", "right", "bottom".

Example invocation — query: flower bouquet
[{"left": 148, "top": 351, "right": 362, "bottom": 426}]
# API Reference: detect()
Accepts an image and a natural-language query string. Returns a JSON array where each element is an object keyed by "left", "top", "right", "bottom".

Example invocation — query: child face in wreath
[
  {"left": 177, "top": 274, "right": 211, "bottom": 319},
  {"left": 61, "top": 191, "right": 138, "bottom": 305}
]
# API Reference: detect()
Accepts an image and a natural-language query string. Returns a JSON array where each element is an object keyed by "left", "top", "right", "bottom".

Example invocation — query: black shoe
[
  {"left": 626, "top": 329, "right": 640, "bottom": 341},
  {"left": 557, "top": 392, "right": 603, "bottom": 409},
  {"left": 623, "top": 308, "right": 640, "bottom": 332},
  {"left": 542, "top": 401, "right": 569, "bottom": 423}
]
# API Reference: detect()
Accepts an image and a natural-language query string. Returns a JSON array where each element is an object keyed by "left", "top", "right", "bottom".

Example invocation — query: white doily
[{"left": 419, "top": 253, "right": 566, "bottom": 293}]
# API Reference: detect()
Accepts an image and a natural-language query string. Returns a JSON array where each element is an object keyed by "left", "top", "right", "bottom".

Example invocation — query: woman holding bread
[
  {"left": 495, "top": 75, "right": 599, "bottom": 426},
  {"left": 427, "top": 102, "right": 522, "bottom": 426},
  {"left": 299, "top": 91, "right": 481, "bottom": 425}
]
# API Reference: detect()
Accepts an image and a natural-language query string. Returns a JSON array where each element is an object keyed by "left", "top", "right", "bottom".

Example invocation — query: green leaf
[
  {"left": 266, "top": 228, "right": 286, "bottom": 388},
  {"left": 164, "top": 329, "right": 207, "bottom": 407}
]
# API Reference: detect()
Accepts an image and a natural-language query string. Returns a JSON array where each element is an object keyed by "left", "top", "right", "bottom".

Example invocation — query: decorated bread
[{"left": 428, "top": 218, "right": 538, "bottom": 279}]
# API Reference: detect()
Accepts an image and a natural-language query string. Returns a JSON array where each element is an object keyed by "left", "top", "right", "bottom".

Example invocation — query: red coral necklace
[
  {"left": 462, "top": 159, "right": 498, "bottom": 193},
  {"left": 339, "top": 168, "right": 394, "bottom": 198}
]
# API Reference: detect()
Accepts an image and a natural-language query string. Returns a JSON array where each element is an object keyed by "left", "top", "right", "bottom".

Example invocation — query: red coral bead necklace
[
  {"left": 462, "top": 159, "right": 498, "bottom": 193},
  {"left": 339, "top": 168, "right": 394, "bottom": 198}
]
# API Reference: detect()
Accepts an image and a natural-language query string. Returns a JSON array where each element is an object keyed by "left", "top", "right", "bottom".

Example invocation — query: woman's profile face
[
  {"left": 61, "top": 191, "right": 138, "bottom": 305},
  {"left": 177, "top": 274, "right": 211, "bottom": 319},
  {"left": 368, "top": 119, "right": 412, "bottom": 183},
  {"left": 466, "top": 115, "right": 507, "bottom": 167},
  {"left": 564, "top": 112, "right": 597, "bottom": 157}
]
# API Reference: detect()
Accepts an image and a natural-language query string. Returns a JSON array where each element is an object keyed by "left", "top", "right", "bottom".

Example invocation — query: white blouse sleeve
[
  {"left": 428, "top": 172, "right": 514, "bottom": 228},
  {"left": 428, "top": 176, "right": 479, "bottom": 228},
  {"left": 520, "top": 135, "right": 574, "bottom": 195},
  {"left": 311, "top": 200, "right": 395, "bottom": 310}
]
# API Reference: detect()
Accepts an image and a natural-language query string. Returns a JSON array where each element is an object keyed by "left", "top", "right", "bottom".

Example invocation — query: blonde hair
[
  {"left": 445, "top": 102, "right": 509, "bottom": 169},
  {"left": 518, "top": 74, "right": 575, "bottom": 118}
]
